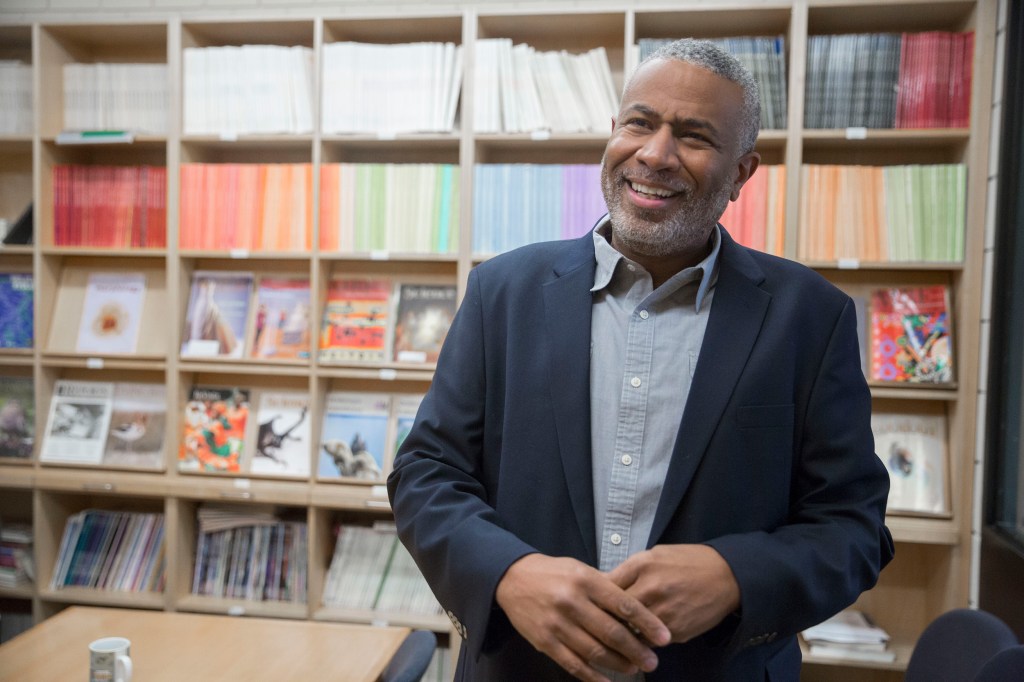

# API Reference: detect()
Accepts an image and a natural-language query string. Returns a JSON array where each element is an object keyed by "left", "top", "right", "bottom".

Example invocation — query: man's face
[{"left": 600, "top": 58, "right": 758, "bottom": 259}]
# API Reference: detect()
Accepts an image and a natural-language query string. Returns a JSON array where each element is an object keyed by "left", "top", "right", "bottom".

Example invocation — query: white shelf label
[
  {"left": 234, "top": 478, "right": 251, "bottom": 489},
  {"left": 86, "top": 358, "right": 104, "bottom": 369},
  {"left": 371, "top": 485, "right": 388, "bottom": 497},
  {"left": 219, "top": 132, "right": 238, "bottom": 142},
  {"left": 378, "top": 368, "right": 398, "bottom": 381},
  {"left": 530, "top": 130, "right": 551, "bottom": 141},
  {"left": 227, "top": 606, "right": 246, "bottom": 616},
  {"left": 229, "top": 248, "right": 249, "bottom": 259},
  {"left": 370, "top": 250, "right": 389, "bottom": 260},
  {"left": 837, "top": 258, "right": 861, "bottom": 270},
  {"left": 845, "top": 127, "right": 868, "bottom": 140}
]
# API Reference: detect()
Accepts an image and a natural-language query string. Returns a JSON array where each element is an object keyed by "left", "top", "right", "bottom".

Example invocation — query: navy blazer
[{"left": 388, "top": 228, "right": 894, "bottom": 681}]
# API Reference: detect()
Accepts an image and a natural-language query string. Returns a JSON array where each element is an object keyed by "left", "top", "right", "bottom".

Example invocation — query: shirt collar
[{"left": 590, "top": 214, "right": 721, "bottom": 312}]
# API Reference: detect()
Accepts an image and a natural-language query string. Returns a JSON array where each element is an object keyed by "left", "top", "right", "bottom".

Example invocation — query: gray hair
[{"left": 639, "top": 38, "right": 761, "bottom": 154}]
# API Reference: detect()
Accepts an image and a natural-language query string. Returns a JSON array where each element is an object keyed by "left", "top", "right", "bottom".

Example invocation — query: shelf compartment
[
  {"left": 0, "top": 142, "right": 32, "bottom": 230},
  {"left": 40, "top": 257, "right": 169, "bottom": 358},
  {"left": 37, "top": 23, "right": 170, "bottom": 139}
]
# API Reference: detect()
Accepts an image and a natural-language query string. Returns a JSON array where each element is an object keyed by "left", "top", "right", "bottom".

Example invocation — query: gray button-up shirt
[{"left": 589, "top": 217, "right": 720, "bottom": 572}]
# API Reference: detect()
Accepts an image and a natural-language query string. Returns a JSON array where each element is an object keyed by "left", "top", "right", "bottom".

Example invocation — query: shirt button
[
  {"left": 627, "top": 264, "right": 636, "bottom": 272},
  {"left": 620, "top": 454, "right": 633, "bottom": 466},
  {"left": 639, "top": 310, "right": 649, "bottom": 319},
  {"left": 610, "top": 533, "right": 622, "bottom": 545},
  {"left": 630, "top": 377, "right": 641, "bottom": 388}
]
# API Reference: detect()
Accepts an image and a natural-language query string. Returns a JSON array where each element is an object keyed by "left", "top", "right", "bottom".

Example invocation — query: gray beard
[{"left": 601, "top": 167, "right": 734, "bottom": 258}]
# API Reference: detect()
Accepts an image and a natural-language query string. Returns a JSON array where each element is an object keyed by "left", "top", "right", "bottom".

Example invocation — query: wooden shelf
[
  {"left": 0, "top": 4, "right": 998, "bottom": 676},
  {"left": 38, "top": 586, "right": 165, "bottom": 610},
  {"left": 313, "top": 606, "right": 449, "bottom": 633},
  {"left": 174, "top": 594, "right": 308, "bottom": 620}
]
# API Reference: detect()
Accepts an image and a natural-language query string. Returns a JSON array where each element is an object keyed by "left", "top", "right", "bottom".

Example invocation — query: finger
[
  {"left": 554, "top": 612, "right": 642, "bottom": 675},
  {"left": 564, "top": 596, "right": 661, "bottom": 673},
  {"left": 593, "top": 582, "right": 671, "bottom": 650},
  {"left": 545, "top": 640, "right": 614, "bottom": 682},
  {"left": 606, "top": 557, "right": 640, "bottom": 590}
]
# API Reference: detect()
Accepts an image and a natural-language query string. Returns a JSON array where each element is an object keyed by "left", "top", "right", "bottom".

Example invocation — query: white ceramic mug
[{"left": 88, "top": 636, "right": 133, "bottom": 682}]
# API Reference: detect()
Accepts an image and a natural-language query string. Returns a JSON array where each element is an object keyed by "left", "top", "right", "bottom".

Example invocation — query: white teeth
[{"left": 630, "top": 182, "right": 677, "bottom": 198}]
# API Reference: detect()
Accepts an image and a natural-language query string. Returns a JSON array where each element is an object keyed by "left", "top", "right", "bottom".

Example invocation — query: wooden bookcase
[{"left": 0, "top": 2, "right": 998, "bottom": 679}]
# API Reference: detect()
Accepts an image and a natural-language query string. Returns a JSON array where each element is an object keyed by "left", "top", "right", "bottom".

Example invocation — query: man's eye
[{"left": 625, "top": 118, "right": 651, "bottom": 129}]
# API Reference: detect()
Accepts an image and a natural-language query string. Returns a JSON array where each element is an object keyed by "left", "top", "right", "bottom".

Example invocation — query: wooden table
[{"left": 0, "top": 606, "right": 410, "bottom": 681}]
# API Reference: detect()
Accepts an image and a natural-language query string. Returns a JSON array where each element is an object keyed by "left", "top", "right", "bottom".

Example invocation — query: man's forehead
[
  {"left": 626, "top": 58, "right": 739, "bottom": 95},
  {"left": 620, "top": 59, "right": 743, "bottom": 117}
]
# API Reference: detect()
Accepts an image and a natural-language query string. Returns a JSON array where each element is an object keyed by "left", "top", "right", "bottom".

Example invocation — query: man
[{"left": 387, "top": 39, "right": 894, "bottom": 681}]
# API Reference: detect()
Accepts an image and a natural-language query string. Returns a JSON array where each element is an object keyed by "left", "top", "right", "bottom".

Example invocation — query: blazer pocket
[{"left": 736, "top": 403, "right": 794, "bottom": 429}]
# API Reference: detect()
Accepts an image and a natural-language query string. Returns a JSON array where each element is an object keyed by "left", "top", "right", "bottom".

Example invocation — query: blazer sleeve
[
  {"left": 705, "top": 296, "right": 895, "bottom": 650},
  {"left": 387, "top": 268, "right": 537, "bottom": 660}
]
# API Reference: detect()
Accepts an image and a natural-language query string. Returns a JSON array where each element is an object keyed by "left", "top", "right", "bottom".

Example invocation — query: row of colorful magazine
[
  {"left": 10, "top": 269, "right": 457, "bottom": 366},
  {"left": 14, "top": 378, "right": 420, "bottom": 483},
  {"left": 49, "top": 509, "right": 166, "bottom": 593}
]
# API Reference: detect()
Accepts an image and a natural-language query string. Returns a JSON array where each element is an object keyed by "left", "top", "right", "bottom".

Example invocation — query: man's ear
[
  {"left": 610, "top": 117, "right": 616, "bottom": 134},
  {"left": 730, "top": 151, "right": 761, "bottom": 201}
]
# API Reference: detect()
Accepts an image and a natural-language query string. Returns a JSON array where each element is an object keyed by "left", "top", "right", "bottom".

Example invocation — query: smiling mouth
[{"left": 628, "top": 180, "right": 682, "bottom": 199}]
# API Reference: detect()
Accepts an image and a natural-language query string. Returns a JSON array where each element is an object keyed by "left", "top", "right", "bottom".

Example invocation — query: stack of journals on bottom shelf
[
  {"left": 190, "top": 505, "right": 308, "bottom": 604},
  {"left": 0, "top": 520, "right": 33, "bottom": 588},
  {"left": 801, "top": 609, "right": 896, "bottom": 663},
  {"left": 322, "top": 522, "right": 442, "bottom": 619},
  {"left": 50, "top": 509, "right": 165, "bottom": 593}
]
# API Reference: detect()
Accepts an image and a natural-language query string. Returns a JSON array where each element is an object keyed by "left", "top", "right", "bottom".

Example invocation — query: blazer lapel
[
  {"left": 542, "top": 235, "right": 599, "bottom": 565},
  {"left": 648, "top": 232, "right": 772, "bottom": 546}
]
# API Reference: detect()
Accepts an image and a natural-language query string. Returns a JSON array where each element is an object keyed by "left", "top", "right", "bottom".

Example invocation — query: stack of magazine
[{"left": 802, "top": 609, "right": 895, "bottom": 663}]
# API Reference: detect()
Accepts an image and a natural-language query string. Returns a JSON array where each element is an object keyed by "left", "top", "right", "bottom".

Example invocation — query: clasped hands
[{"left": 494, "top": 544, "right": 740, "bottom": 682}]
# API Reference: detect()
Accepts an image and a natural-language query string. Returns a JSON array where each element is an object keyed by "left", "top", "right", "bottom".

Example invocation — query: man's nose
[{"left": 636, "top": 125, "right": 681, "bottom": 171}]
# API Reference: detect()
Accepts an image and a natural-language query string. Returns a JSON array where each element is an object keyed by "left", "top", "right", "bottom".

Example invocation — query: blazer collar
[{"left": 543, "top": 233, "right": 600, "bottom": 564}]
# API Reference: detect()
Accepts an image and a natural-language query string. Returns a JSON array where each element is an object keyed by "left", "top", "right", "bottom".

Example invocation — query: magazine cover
[
  {"left": 318, "top": 392, "right": 391, "bottom": 481},
  {"left": 869, "top": 285, "right": 953, "bottom": 383},
  {"left": 0, "top": 272, "right": 33, "bottom": 349},
  {"left": 178, "top": 386, "right": 250, "bottom": 473},
  {"left": 0, "top": 375, "right": 34, "bottom": 458},
  {"left": 76, "top": 272, "right": 146, "bottom": 354},
  {"left": 319, "top": 278, "right": 392, "bottom": 364},
  {"left": 391, "top": 282, "right": 457, "bottom": 364},
  {"left": 39, "top": 380, "right": 114, "bottom": 465},
  {"left": 181, "top": 271, "right": 254, "bottom": 359},
  {"left": 871, "top": 412, "right": 949, "bottom": 515},
  {"left": 249, "top": 390, "right": 311, "bottom": 477},
  {"left": 250, "top": 277, "right": 312, "bottom": 361},
  {"left": 102, "top": 382, "right": 167, "bottom": 470}
]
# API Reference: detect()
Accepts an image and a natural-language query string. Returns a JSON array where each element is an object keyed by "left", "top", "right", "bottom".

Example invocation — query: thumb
[{"left": 607, "top": 555, "right": 640, "bottom": 589}]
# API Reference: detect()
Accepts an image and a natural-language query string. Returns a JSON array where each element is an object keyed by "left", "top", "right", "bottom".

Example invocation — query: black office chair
[
  {"left": 380, "top": 630, "right": 438, "bottom": 682},
  {"left": 905, "top": 608, "right": 1020, "bottom": 682},
  {"left": 974, "top": 645, "right": 1024, "bottom": 682}
]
